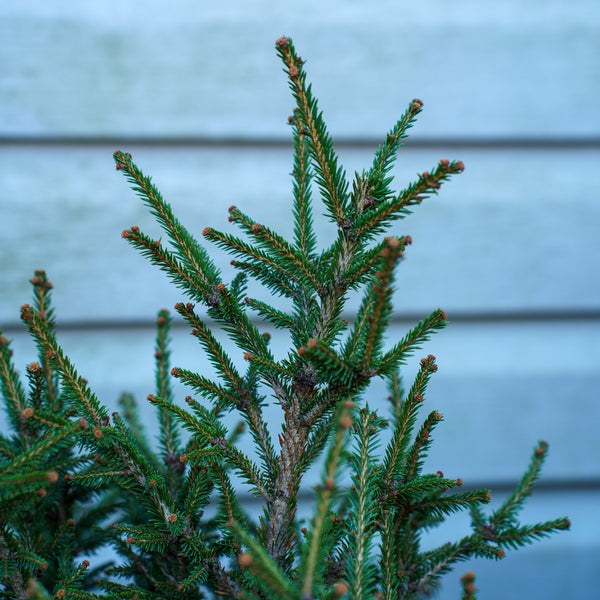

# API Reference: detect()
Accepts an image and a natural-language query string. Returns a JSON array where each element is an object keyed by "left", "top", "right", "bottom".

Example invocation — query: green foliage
[{"left": 0, "top": 37, "right": 568, "bottom": 599}]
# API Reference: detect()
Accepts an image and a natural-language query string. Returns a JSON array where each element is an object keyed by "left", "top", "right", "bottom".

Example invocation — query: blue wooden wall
[{"left": 1, "top": 2, "right": 598, "bottom": 597}]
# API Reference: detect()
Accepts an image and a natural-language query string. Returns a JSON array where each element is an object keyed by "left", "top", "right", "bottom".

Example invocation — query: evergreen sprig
[{"left": 0, "top": 36, "right": 568, "bottom": 600}]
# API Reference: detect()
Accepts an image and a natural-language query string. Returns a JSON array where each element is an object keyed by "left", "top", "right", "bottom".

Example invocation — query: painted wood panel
[
  {"left": 1, "top": 321, "right": 595, "bottom": 596},
  {"left": 1, "top": 1, "right": 598, "bottom": 138},
  {"left": 2, "top": 318, "right": 597, "bottom": 482},
  {"left": 1, "top": 145, "right": 598, "bottom": 324},
  {"left": 65, "top": 490, "right": 596, "bottom": 600}
]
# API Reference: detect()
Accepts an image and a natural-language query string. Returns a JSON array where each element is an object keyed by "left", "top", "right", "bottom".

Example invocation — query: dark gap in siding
[
  {"left": 1, "top": 135, "right": 599, "bottom": 150},
  {"left": 235, "top": 478, "right": 600, "bottom": 505},
  {"left": 2, "top": 310, "right": 600, "bottom": 334}
]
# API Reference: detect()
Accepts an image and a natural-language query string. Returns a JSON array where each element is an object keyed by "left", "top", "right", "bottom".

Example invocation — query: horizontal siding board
[
  {"left": 67, "top": 488, "right": 595, "bottom": 599},
  {"left": 1, "top": 145, "right": 599, "bottom": 322},
  {"left": 0, "top": 1, "right": 598, "bottom": 138},
  {"left": 2, "top": 319, "right": 598, "bottom": 482}
]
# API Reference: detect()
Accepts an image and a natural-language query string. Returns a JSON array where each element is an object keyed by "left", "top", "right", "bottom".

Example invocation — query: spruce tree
[{"left": 0, "top": 37, "right": 569, "bottom": 599}]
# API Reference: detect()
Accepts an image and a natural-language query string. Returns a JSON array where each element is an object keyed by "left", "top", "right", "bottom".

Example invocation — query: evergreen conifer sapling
[{"left": 0, "top": 37, "right": 569, "bottom": 599}]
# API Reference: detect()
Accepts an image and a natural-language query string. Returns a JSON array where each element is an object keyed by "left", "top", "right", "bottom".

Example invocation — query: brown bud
[
  {"left": 149, "top": 480, "right": 156, "bottom": 487},
  {"left": 456, "top": 160, "right": 465, "bottom": 172},
  {"left": 307, "top": 338, "right": 317, "bottom": 349},
  {"left": 456, "top": 478, "right": 463, "bottom": 486},
  {"left": 228, "top": 205, "right": 237, "bottom": 213},
  {"left": 421, "top": 171, "right": 430, "bottom": 179},
  {"left": 297, "top": 346, "right": 307, "bottom": 356},
  {"left": 497, "top": 549, "right": 505, "bottom": 558},
  {"left": 171, "top": 367, "right": 180, "bottom": 376},
  {"left": 333, "top": 582, "right": 349, "bottom": 596},
  {"left": 289, "top": 65, "right": 299, "bottom": 77},
  {"left": 37, "top": 488, "right": 47, "bottom": 497},
  {"left": 131, "top": 225, "right": 139, "bottom": 233},
  {"left": 238, "top": 552, "right": 253, "bottom": 567},
  {"left": 440, "top": 158, "right": 450, "bottom": 167},
  {"left": 385, "top": 236, "right": 400, "bottom": 248},
  {"left": 82, "top": 559, "right": 90, "bottom": 568},
  {"left": 147, "top": 394, "right": 155, "bottom": 402},
  {"left": 243, "top": 352, "right": 253, "bottom": 361},
  {"left": 275, "top": 36, "right": 289, "bottom": 48},
  {"left": 216, "top": 283, "right": 226, "bottom": 291},
  {"left": 56, "top": 591, "right": 66, "bottom": 599},
  {"left": 202, "top": 227, "right": 212, "bottom": 236},
  {"left": 339, "top": 415, "right": 353, "bottom": 429},
  {"left": 21, "top": 304, "right": 33, "bottom": 321},
  {"left": 412, "top": 98, "right": 423, "bottom": 107},
  {"left": 434, "top": 412, "right": 442, "bottom": 420},
  {"left": 251, "top": 222, "right": 262, "bottom": 233},
  {"left": 186, "top": 303, "right": 194, "bottom": 311},
  {"left": 180, "top": 454, "right": 188, "bottom": 463},
  {"left": 47, "top": 471, "right": 59, "bottom": 483},
  {"left": 0, "top": 335, "right": 8, "bottom": 347},
  {"left": 27, "top": 362, "right": 41, "bottom": 373},
  {"left": 228, "top": 216, "right": 234, "bottom": 222},
  {"left": 127, "top": 536, "right": 135, "bottom": 544},
  {"left": 325, "top": 477, "right": 335, "bottom": 490},
  {"left": 121, "top": 230, "right": 130, "bottom": 239},
  {"left": 404, "top": 235, "right": 413, "bottom": 245},
  {"left": 168, "top": 513, "right": 178, "bottom": 523},
  {"left": 93, "top": 427, "right": 103, "bottom": 439},
  {"left": 22, "top": 407, "right": 34, "bottom": 419},
  {"left": 78, "top": 417, "right": 89, "bottom": 429},
  {"left": 30, "top": 276, "right": 41, "bottom": 285},
  {"left": 535, "top": 442, "right": 547, "bottom": 458},
  {"left": 436, "top": 470, "right": 444, "bottom": 477}
]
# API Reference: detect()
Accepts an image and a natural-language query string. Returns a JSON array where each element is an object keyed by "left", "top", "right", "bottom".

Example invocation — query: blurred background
[{"left": 1, "top": 1, "right": 599, "bottom": 597}]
